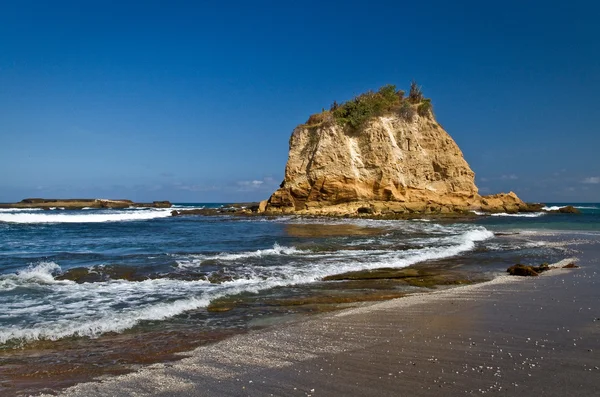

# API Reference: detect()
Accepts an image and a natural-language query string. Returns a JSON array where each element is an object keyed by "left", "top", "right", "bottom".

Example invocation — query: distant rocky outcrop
[
  {"left": 0, "top": 199, "right": 172, "bottom": 210},
  {"left": 263, "top": 83, "right": 534, "bottom": 216}
]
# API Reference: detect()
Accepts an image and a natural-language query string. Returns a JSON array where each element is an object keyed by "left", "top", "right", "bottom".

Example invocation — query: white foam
[
  {"left": 490, "top": 212, "right": 545, "bottom": 218},
  {"left": 0, "top": 262, "right": 73, "bottom": 291},
  {"left": 574, "top": 205, "right": 599, "bottom": 209},
  {"left": 211, "top": 243, "right": 305, "bottom": 261},
  {"left": 0, "top": 208, "right": 43, "bottom": 212},
  {"left": 0, "top": 295, "right": 212, "bottom": 343},
  {"left": 542, "top": 206, "right": 562, "bottom": 211},
  {"left": 176, "top": 243, "right": 308, "bottom": 267},
  {"left": 0, "top": 208, "right": 173, "bottom": 223},
  {"left": 171, "top": 205, "right": 206, "bottom": 210},
  {"left": 0, "top": 225, "right": 495, "bottom": 344}
]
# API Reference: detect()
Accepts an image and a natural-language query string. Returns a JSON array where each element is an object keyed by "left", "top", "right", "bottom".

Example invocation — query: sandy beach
[{"left": 36, "top": 245, "right": 599, "bottom": 397}]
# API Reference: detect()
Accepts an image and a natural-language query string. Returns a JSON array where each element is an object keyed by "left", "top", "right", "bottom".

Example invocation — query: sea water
[{"left": 0, "top": 203, "right": 598, "bottom": 394}]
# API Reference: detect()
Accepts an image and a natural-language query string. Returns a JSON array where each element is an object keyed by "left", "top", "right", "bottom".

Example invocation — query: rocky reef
[
  {"left": 0, "top": 198, "right": 172, "bottom": 210},
  {"left": 262, "top": 83, "right": 538, "bottom": 216}
]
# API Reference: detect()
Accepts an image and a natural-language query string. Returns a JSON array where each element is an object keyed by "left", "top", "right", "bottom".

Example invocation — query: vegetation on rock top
[{"left": 303, "top": 81, "right": 433, "bottom": 129}]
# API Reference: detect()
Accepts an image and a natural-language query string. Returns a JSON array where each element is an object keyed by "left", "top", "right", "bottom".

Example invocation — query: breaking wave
[
  {"left": 0, "top": 209, "right": 173, "bottom": 224},
  {"left": 0, "top": 225, "right": 493, "bottom": 344},
  {"left": 0, "top": 208, "right": 43, "bottom": 212},
  {"left": 542, "top": 206, "right": 562, "bottom": 211},
  {"left": 176, "top": 243, "right": 307, "bottom": 267},
  {"left": 490, "top": 212, "right": 546, "bottom": 218}
]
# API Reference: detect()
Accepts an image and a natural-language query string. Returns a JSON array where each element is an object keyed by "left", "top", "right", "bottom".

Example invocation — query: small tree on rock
[{"left": 408, "top": 80, "right": 424, "bottom": 103}]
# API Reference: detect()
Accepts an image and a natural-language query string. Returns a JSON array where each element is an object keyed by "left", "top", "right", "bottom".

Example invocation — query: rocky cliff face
[{"left": 265, "top": 106, "right": 530, "bottom": 215}]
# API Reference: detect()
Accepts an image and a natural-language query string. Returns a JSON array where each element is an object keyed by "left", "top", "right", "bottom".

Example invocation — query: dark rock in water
[
  {"left": 536, "top": 263, "right": 550, "bottom": 272},
  {"left": 170, "top": 204, "right": 264, "bottom": 217},
  {"left": 21, "top": 198, "right": 52, "bottom": 204},
  {"left": 521, "top": 203, "right": 545, "bottom": 212},
  {"left": 56, "top": 265, "right": 148, "bottom": 283},
  {"left": 548, "top": 205, "right": 580, "bottom": 214},
  {"left": 507, "top": 263, "right": 551, "bottom": 277},
  {"left": 323, "top": 267, "right": 481, "bottom": 289},
  {"left": 171, "top": 208, "right": 220, "bottom": 216},
  {"left": 357, "top": 206, "right": 374, "bottom": 214},
  {"left": 562, "top": 263, "right": 580, "bottom": 269},
  {"left": 507, "top": 264, "right": 539, "bottom": 276},
  {"left": 558, "top": 206, "right": 580, "bottom": 214},
  {"left": 0, "top": 198, "right": 170, "bottom": 209}
]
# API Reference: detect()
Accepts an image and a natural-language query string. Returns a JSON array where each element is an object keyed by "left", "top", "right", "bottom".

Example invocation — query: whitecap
[
  {"left": 175, "top": 243, "right": 307, "bottom": 267},
  {"left": 0, "top": 208, "right": 43, "bottom": 212},
  {"left": 542, "top": 206, "right": 563, "bottom": 211},
  {"left": 0, "top": 208, "right": 173, "bottom": 224},
  {"left": 490, "top": 212, "right": 545, "bottom": 218},
  {"left": 0, "top": 225, "right": 495, "bottom": 344},
  {"left": 0, "top": 262, "right": 73, "bottom": 291}
]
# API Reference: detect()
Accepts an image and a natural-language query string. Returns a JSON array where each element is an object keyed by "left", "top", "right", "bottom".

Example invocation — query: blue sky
[{"left": 1, "top": 0, "right": 598, "bottom": 203}]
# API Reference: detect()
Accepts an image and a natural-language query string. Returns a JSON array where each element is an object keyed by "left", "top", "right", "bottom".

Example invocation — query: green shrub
[
  {"left": 408, "top": 80, "right": 424, "bottom": 103},
  {"left": 305, "top": 111, "right": 332, "bottom": 126},
  {"left": 417, "top": 99, "right": 432, "bottom": 117},
  {"left": 398, "top": 101, "right": 415, "bottom": 121},
  {"left": 307, "top": 82, "right": 432, "bottom": 129},
  {"left": 332, "top": 84, "right": 403, "bottom": 129}
]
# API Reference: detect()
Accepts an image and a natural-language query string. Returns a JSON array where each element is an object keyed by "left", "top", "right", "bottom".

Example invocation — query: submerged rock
[
  {"left": 549, "top": 206, "right": 581, "bottom": 214},
  {"left": 562, "top": 263, "right": 580, "bottom": 269},
  {"left": 506, "top": 263, "right": 551, "bottom": 277},
  {"left": 323, "top": 267, "right": 482, "bottom": 289}
]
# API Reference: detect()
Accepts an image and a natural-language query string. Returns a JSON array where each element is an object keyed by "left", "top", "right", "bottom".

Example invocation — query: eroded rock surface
[{"left": 266, "top": 111, "right": 530, "bottom": 215}]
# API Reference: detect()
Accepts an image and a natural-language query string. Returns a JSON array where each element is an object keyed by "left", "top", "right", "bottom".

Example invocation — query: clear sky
[{"left": 1, "top": 0, "right": 598, "bottom": 203}]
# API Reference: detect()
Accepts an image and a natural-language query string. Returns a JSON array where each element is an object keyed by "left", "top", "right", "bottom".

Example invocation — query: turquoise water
[
  {"left": 475, "top": 203, "right": 600, "bottom": 231},
  {"left": 0, "top": 203, "right": 597, "bottom": 346}
]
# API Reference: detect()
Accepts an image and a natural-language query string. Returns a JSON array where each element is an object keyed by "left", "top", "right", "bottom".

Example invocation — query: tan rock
[
  {"left": 266, "top": 106, "right": 524, "bottom": 215},
  {"left": 257, "top": 200, "right": 268, "bottom": 213}
]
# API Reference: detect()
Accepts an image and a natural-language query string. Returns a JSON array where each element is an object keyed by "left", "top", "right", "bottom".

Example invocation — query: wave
[
  {"left": 171, "top": 205, "right": 206, "bottom": 210},
  {"left": 473, "top": 210, "right": 547, "bottom": 218},
  {"left": 0, "top": 294, "right": 212, "bottom": 343},
  {"left": 175, "top": 243, "right": 307, "bottom": 267},
  {"left": 574, "top": 205, "right": 599, "bottom": 209},
  {"left": 0, "top": 209, "right": 173, "bottom": 224},
  {"left": 212, "top": 243, "right": 305, "bottom": 260},
  {"left": 490, "top": 212, "right": 545, "bottom": 218},
  {"left": 0, "top": 208, "right": 43, "bottom": 212},
  {"left": 0, "top": 262, "right": 73, "bottom": 291},
  {"left": 542, "top": 206, "right": 562, "bottom": 211},
  {"left": 0, "top": 225, "right": 494, "bottom": 344}
]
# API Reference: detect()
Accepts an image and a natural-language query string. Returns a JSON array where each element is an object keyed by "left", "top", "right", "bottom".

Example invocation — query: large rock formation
[{"left": 265, "top": 86, "right": 531, "bottom": 216}]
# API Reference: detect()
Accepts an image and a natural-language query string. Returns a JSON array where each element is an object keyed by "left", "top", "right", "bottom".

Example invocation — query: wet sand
[{"left": 36, "top": 247, "right": 600, "bottom": 397}]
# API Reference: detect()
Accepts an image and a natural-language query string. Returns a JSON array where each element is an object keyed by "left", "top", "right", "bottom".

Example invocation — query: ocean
[{"left": 0, "top": 203, "right": 599, "bottom": 395}]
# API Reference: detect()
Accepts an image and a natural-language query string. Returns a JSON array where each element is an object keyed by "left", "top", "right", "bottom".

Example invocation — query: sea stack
[{"left": 264, "top": 83, "right": 531, "bottom": 215}]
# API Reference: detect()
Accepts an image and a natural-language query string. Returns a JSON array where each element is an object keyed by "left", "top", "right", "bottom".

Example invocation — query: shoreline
[{"left": 38, "top": 254, "right": 600, "bottom": 396}]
